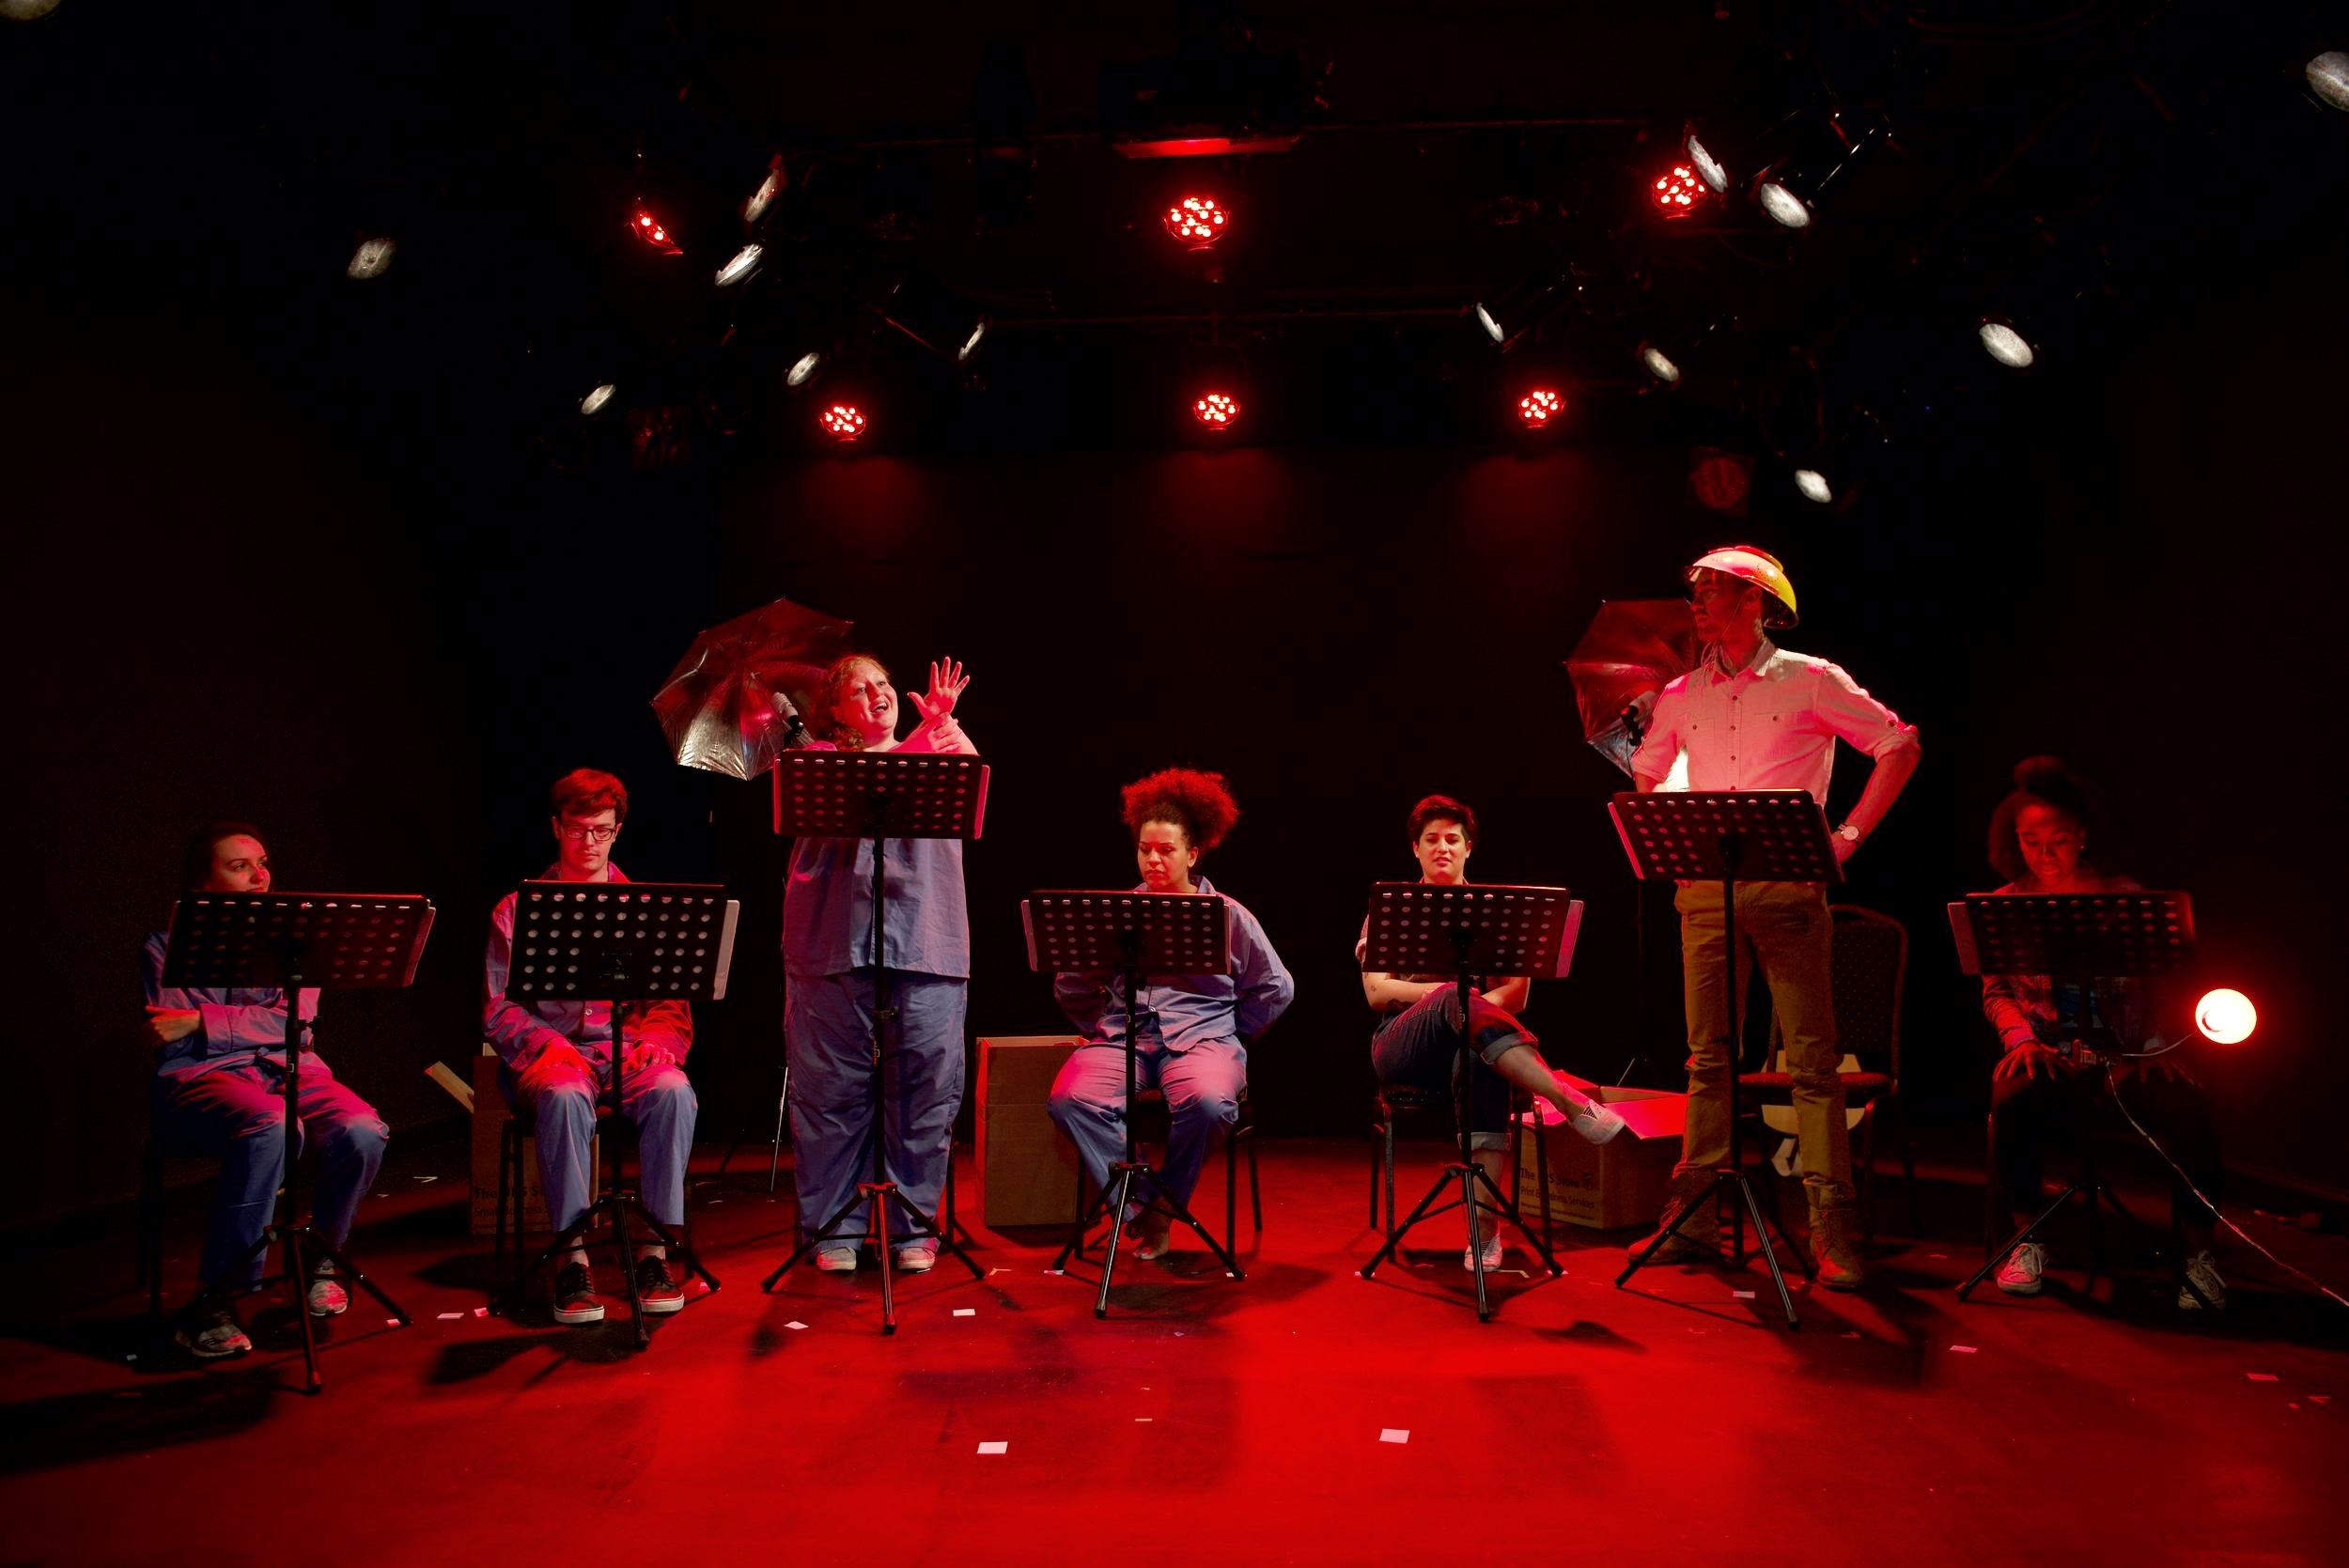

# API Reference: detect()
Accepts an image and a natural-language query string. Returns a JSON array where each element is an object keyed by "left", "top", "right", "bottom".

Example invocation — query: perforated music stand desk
[
  {"left": 1023, "top": 891, "right": 1235, "bottom": 1319},
  {"left": 1609, "top": 790, "right": 1840, "bottom": 1328},
  {"left": 163, "top": 891, "right": 434, "bottom": 1392},
  {"left": 1946, "top": 892, "right": 2210, "bottom": 1304},
  {"left": 497, "top": 880, "right": 739, "bottom": 1351},
  {"left": 1355, "top": 882, "right": 1582, "bottom": 1322},
  {"left": 764, "top": 750, "right": 989, "bottom": 1334}
]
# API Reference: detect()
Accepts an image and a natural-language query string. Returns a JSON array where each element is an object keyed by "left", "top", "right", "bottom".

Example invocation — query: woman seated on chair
[
  {"left": 1980, "top": 756, "right": 2227, "bottom": 1309},
  {"left": 1049, "top": 769, "right": 1294, "bottom": 1261},
  {"left": 1361, "top": 795, "right": 1625, "bottom": 1272},
  {"left": 142, "top": 822, "right": 390, "bottom": 1358}
]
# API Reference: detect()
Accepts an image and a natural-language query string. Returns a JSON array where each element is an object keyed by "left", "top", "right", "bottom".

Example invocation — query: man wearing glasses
[
  {"left": 1629, "top": 546, "right": 1920, "bottom": 1289},
  {"left": 484, "top": 768, "right": 698, "bottom": 1324}
]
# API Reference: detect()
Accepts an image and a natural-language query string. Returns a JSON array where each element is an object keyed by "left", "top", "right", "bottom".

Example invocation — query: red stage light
[
  {"left": 630, "top": 205, "right": 683, "bottom": 256},
  {"left": 817, "top": 402, "right": 867, "bottom": 442},
  {"left": 1517, "top": 387, "right": 1564, "bottom": 427},
  {"left": 1651, "top": 163, "right": 1705, "bottom": 220},
  {"left": 2194, "top": 988, "right": 2256, "bottom": 1045},
  {"left": 1191, "top": 390, "right": 1241, "bottom": 429},
  {"left": 1163, "top": 195, "right": 1230, "bottom": 248}
]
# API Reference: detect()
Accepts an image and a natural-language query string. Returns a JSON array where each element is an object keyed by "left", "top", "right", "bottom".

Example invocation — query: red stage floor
[{"left": 5, "top": 1135, "right": 2346, "bottom": 1565}]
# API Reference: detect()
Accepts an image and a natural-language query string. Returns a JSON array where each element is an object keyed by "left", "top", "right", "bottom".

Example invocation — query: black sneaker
[
  {"left": 174, "top": 1299, "right": 253, "bottom": 1359},
  {"left": 552, "top": 1261, "right": 606, "bottom": 1324},
  {"left": 635, "top": 1255, "right": 686, "bottom": 1315}
]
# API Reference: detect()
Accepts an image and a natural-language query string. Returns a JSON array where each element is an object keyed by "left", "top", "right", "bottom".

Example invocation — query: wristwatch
[{"left": 1834, "top": 823, "right": 1862, "bottom": 847}]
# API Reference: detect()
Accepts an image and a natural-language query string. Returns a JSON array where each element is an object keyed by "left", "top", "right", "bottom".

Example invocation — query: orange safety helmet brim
[{"left": 1687, "top": 545, "right": 1798, "bottom": 628}]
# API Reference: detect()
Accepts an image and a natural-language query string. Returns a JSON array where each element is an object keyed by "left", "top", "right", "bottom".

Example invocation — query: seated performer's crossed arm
[
  {"left": 483, "top": 768, "right": 698, "bottom": 1326},
  {"left": 1049, "top": 768, "right": 1294, "bottom": 1261},
  {"left": 1361, "top": 795, "right": 1625, "bottom": 1272}
]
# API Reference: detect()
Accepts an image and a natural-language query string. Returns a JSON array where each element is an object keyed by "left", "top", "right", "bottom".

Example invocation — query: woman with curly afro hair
[
  {"left": 1977, "top": 756, "right": 2226, "bottom": 1310},
  {"left": 1048, "top": 768, "right": 1295, "bottom": 1260}
]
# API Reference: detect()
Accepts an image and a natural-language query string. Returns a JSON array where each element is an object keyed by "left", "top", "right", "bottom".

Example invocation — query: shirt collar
[{"left": 1703, "top": 635, "right": 1777, "bottom": 683}]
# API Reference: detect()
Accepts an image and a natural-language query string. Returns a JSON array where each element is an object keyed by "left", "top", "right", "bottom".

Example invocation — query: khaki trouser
[{"left": 1672, "top": 880, "right": 1853, "bottom": 1205}]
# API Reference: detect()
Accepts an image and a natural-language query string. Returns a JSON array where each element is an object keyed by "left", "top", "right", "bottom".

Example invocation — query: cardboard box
[
  {"left": 468, "top": 1050, "right": 599, "bottom": 1236},
  {"left": 976, "top": 1035, "right": 1083, "bottom": 1228},
  {"left": 1516, "top": 1077, "right": 1687, "bottom": 1233}
]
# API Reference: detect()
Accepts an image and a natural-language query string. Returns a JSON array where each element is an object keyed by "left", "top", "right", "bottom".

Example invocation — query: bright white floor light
[
  {"left": 716, "top": 243, "right": 762, "bottom": 287},
  {"left": 2308, "top": 52, "right": 2349, "bottom": 112},
  {"left": 1980, "top": 319, "right": 2036, "bottom": 368},
  {"left": 1794, "top": 467, "right": 1834, "bottom": 504},
  {"left": 581, "top": 384, "right": 616, "bottom": 416},
  {"left": 346, "top": 238, "right": 396, "bottom": 280}
]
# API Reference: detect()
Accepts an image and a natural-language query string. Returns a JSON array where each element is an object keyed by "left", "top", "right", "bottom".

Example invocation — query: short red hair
[
  {"left": 551, "top": 768, "right": 628, "bottom": 823},
  {"left": 1120, "top": 768, "right": 1239, "bottom": 852}
]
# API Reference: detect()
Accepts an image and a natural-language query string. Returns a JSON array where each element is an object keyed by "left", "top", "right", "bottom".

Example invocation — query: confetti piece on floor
[
  {"left": 2310, "top": 1395, "right": 2331, "bottom": 1405},
  {"left": 1136, "top": 1417, "right": 1153, "bottom": 1422},
  {"left": 1734, "top": 1289, "right": 1756, "bottom": 1299},
  {"left": 124, "top": 1354, "right": 138, "bottom": 1363},
  {"left": 438, "top": 1312, "right": 464, "bottom": 1320},
  {"left": 415, "top": 1175, "right": 439, "bottom": 1184},
  {"left": 2248, "top": 1373, "right": 2279, "bottom": 1382},
  {"left": 989, "top": 1267, "right": 1011, "bottom": 1275},
  {"left": 386, "top": 1318, "right": 402, "bottom": 1327},
  {"left": 1928, "top": 1252, "right": 1948, "bottom": 1259},
  {"left": 785, "top": 1321, "right": 808, "bottom": 1330},
  {"left": 1951, "top": 1344, "right": 1978, "bottom": 1354},
  {"left": 977, "top": 1441, "right": 1008, "bottom": 1455},
  {"left": 953, "top": 1308, "right": 976, "bottom": 1317},
  {"left": 1379, "top": 1429, "right": 1409, "bottom": 1445},
  {"left": 1842, "top": 1331, "right": 1861, "bottom": 1339},
  {"left": 474, "top": 1307, "right": 489, "bottom": 1318}
]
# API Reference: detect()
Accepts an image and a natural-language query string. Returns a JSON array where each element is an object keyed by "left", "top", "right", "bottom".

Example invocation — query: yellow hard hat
[{"left": 1687, "top": 544, "right": 1798, "bottom": 628}]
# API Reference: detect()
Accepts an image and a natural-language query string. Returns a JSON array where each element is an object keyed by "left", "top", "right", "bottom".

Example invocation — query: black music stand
[
  {"left": 1028, "top": 891, "right": 1243, "bottom": 1319},
  {"left": 162, "top": 892, "right": 434, "bottom": 1392},
  {"left": 1355, "top": 882, "right": 1581, "bottom": 1322},
  {"left": 762, "top": 750, "right": 989, "bottom": 1334},
  {"left": 1608, "top": 790, "right": 1841, "bottom": 1329},
  {"left": 1947, "top": 893, "right": 2213, "bottom": 1306},
  {"left": 494, "top": 880, "right": 739, "bottom": 1351}
]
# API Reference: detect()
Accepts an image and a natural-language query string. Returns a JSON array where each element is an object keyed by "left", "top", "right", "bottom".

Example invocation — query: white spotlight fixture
[
  {"left": 1684, "top": 124, "right": 1730, "bottom": 194},
  {"left": 2308, "top": 52, "right": 2349, "bottom": 112},
  {"left": 346, "top": 237, "right": 396, "bottom": 281},
  {"left": 1755, "top": 174, "right": 1813, "bottom": 229},
  {"left": 743, "top": 163, "right": 785, "bottom": 224},
  {"left": 957, "top": 318, "right": 988, "bottom": 364},
  {"left": 1793, "top": 467, "right": 1834, "bottom": 505},
  {"left": 786, "top": 350, "right": 823, "bottom": 389},
  {"left": 1639, "top": 343, "right": 1683, "bottom": 384},
  {"left": 716, "top": 243, "right": 763, "bottom": 288},
  {"left": 1978, "top": 318, "right": 2036, "bottom": 369},
  {"left": 581, "top": 383, "right": 616, "bottom": 417}
]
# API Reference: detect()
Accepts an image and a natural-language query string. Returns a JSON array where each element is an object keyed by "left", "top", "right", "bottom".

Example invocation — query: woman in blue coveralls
[
  {"left": 784, "top": 653, "right": 977, "bottom": 1272},
  {"left": 1048, "top": 769, "right": 1295, "bottom": 1260}
]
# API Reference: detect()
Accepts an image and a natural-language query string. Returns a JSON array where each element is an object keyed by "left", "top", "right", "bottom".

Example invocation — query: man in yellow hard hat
[{"left": 1628, "top": 546, "right": 1921, "bottom": 1288}]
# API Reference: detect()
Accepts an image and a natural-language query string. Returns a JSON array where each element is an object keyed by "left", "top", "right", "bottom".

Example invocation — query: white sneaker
[
  {"left": 305, "top": 1267, "right": 350, "bottom": 1317},
  {"left": 1462, "top": 1233, "right": 1504, "bottom": 1272},
  {"left": 814, "top": 1246, "right": 859, "bottom": 1273},
  {"left": 894, "top": 1244, "right": 937, "bottom": 1273},
  {"left": 1563, "top": 1096, "right": 1628, "bottom": 1146},
  {"left": 1995, "top": 1241, "right": 2046, "bottom": 1296},
  {"left": 2178, "top": 1250, "right": 2227, "bottom": 1312}
]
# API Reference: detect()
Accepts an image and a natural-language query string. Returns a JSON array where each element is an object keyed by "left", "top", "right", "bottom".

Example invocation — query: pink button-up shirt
[{"left": 1631, "top": 638, "right": 1915, "bottom": 805}]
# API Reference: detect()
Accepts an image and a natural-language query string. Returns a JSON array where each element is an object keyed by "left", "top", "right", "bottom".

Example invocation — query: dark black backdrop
[{"left": 8, "top": 226, "right": 2344, "bottom": 1229}]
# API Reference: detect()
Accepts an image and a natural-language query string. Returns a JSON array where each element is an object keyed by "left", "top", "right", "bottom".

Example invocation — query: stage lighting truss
[
  {"left": 1163, "top": 194, "right": 1230, "bottom": 248},
  {"left": 1517, "top": 386, "right": 1565, "bottom": 428},
  {"left": 818, "top": 401, "right": 868, "bottom": 442},
  {"left": 346, "top": 237, "right": 396, "bottom": 281},
  {"left": 1650, "top": 163, "right": 1706, "bottom": 220},
  {"left": 1474, "top": 272, "right": 1579, "bottom": 351},
  {"left": 630, "top": 204, "right": 684, "bottom": 256},
  {"left": 1191, "top": 390, "right": 1243, "bottom": 429}
]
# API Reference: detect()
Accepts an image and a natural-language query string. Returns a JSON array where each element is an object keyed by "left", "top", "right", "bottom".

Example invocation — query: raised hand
[{"left": 918, "top": 657, "right": 971, "bottom": 720}]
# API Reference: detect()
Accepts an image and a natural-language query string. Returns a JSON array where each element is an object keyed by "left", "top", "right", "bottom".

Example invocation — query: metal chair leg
[{"left": 1246, "top": 1130, "right": 1262, "bottom": 1231}]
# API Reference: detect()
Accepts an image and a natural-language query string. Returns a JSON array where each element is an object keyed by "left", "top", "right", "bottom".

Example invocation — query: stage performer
[
  {"left": 1049, "top": 769, "right": 1294, "bottom": 1260},
  {"left": 1629, "top": 546, "right": 1920, "bottom": 1289},
  {"left": 143, "top": 823, "right": 390, "bottom": 1358},
  {"left": 1361, "top": 795, "right": 1626, "bottom": 1270},
  {"left": 1980, "top": 756, "right": 2226, "bottom": 1309},
  {"left": 485, "top": 768, "right": 698, "bottom": 1324},
  {"left": 784, "top": 654, "right": 977, "bottom": 1274}
]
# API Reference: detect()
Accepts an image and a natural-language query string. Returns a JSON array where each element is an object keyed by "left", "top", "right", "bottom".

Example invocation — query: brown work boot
[
  {"left": 1807, "top": 1188, "right": 1863, "bottom": 1291},
  {"left": 1630, "top": 1185, "right": 1718, "bottom": 1267}
]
